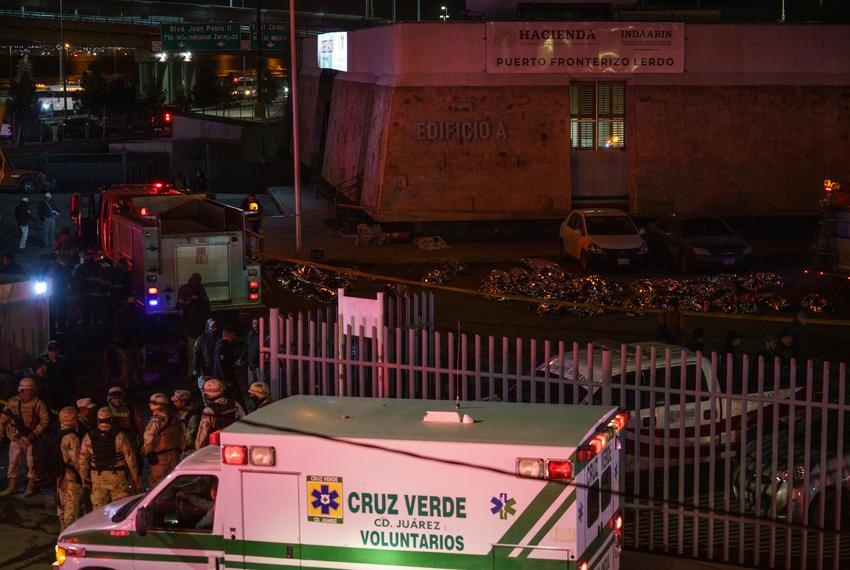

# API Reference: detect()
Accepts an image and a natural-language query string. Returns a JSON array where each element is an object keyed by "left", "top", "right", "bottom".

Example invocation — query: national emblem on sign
[{"left": 307, "top": 475, "right": 344, "bottom": 524}]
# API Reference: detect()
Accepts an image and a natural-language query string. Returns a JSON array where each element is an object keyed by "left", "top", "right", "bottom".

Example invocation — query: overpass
[{"left": 0, "top": 0, "right": 387, "bottom": 48}]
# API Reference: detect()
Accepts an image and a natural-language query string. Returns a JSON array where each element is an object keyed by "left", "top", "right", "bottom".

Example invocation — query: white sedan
[{"left": 559, "top": 208, "right": 648, "bottom": 271}]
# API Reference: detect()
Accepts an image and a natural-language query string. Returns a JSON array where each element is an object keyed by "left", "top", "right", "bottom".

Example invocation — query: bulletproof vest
[
  {"left": 207, "top": 399, "right": 238, "bottom": 430},
  {"left": 154, "top": 414, "right": 182, "bottom": 453},
  {"left": 89, "top": 427, "right": 122, "bottom": 471}
]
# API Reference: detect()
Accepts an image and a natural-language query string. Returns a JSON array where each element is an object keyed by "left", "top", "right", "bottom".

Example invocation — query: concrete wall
[
  {"left": 362, "top": 85, "right": 572, "bottom": 221},
  {"left": 629, "top": 85, "right": 850, "bottom": 217},
  {"left": 321, "top": 78, "right": 377, "bottom": 189}
]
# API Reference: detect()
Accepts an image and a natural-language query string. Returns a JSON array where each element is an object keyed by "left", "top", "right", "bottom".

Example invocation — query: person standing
[
  {"left": 112, "top": 294, "right": 146, "bottom": 388},
  {"left": 656, "top": 299, "right": 686, "bottom": 345},
  {"left": 177, "top": 273, "right": 210, "bottom": 313},
  {"left": 0, "top": 378, "right": 50, "bottom": 497},
  {"left": 54, "top": 227, "right": 78, "bottom": 267},
  {"left": 195, "top": 379, "right": 245, "bottom": 450},
  {"left": 193, "top": 318, "right": 218, "bottom": 391},
  {"left": 789, "top": 310, "right": 809, "bottom": 363},
  {"left": 74, "top": 250, "right": 106, "bottom": 331},
  {"left": 237, "top": 318, "right": 264, "bottom": 385},
  {"left": 240, "top": 193, "right": 263, "bottom": 215},
  {"left": 171, "top": 390, "right": 201, "bottom": 458},
  {"left": 142, "top": 393, "right": 185, "bottom": 487},
  {"left": 247, "top": 382, "right": 272, "bottom": 411},
  {"left": 685, "top": 328, "right": 705, "bottom": 353},
  {"left": 79, "top": 407, "right": 140, "bottom": 509},
  {"left": 38, "top": 192, "right": 59, "bottom": 248},
  {"left": 57, "top": 406, "right": 83, "bottom": 530},
  {"left": 195, "top": 170, "right": 208, "bottom": 194},
  {"left": 76, "top": 398, "right": 98, "bottom": 437},
  {"left": 36, "top": 340, "right": 73, "bottom": 413},
  {"left": 182, "top": 292, "right": 209, "bottom": 376},
  {"left": 214, "top": 326, "right": 245, "bottom": 410},
  {"left": 106, "top": 386, "right": 144, "bottom": 476},
  {"left": 15, "top": 197, "right": 31, "bottom": 250}
]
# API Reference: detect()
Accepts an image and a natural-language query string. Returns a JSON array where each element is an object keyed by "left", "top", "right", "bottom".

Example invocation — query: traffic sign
[
  {"left": 160, "top": 23, "right": 241, "bottom": 51},
  {"left": 250, "top": 23, "right": 289, "bottom": 50}
]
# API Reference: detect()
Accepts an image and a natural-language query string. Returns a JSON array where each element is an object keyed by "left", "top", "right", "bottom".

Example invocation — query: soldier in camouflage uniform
[
  {"left": 171, "top": 390, "right": 200, "bottom": 458},
  {"left": 0, "top": 378, "right": 50, "bottom": 497},
  {"left": 142, "top": 393, "right": 185, "bottom": 487},
  {"left": 57, "top": 407, "right": 83, "bottom": 529},
  {"left": 106, "top": 386, "right": 144, "bottom": 475},
  {"left": 79, "top": 407, "right": 140, "bottom": 508},
  {"left": 248, "top": 382, "right": 273, "bottom": 410},
  {"left": 195, "top": 378, "right": 245, "bottom": 450}
]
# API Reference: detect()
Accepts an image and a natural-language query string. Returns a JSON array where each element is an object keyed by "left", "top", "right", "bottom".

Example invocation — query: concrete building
[{"left": 299, "top": 23, "right": 850, "bottom": 222}]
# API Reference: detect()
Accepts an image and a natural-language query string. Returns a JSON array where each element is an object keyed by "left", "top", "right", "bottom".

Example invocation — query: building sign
[
  {"left": 486, "top": 22, "right": 684, "bottom": 74},
  {"left": 160, "top": 23, "right": 241, "bottom": 51},
  {"left": 250, "top": 23, "right": 288, "bottom": 50},
  {"left": 415, "top": 121, "right": 507, "bottom": 142},
  {"left": 318, "top": 32, "right": 348, "bottom": 72}
]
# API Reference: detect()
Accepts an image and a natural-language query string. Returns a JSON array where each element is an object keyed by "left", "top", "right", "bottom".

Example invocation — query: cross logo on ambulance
[
  {"left": 307, "top": 475, "right": 344, "bottom": 524},
  {"left": 490, "top": 493, "right": 517, "bottom": 520}
]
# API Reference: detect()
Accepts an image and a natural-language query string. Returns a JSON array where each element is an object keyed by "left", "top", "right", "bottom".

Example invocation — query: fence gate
[{"left": 259, "top": 308, "right": 849, "bottom": 570}]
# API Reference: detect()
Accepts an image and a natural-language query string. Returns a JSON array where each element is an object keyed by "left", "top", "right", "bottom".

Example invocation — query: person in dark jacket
[
  {"left": 182, "top": 292, "right": 210, "bottom": 375},
  {"left": 789, "top": 311, "right": 808, "bottom": 364},
  {"left": 112, "top": 294, "right": 146, "bottom": 388},
  {"left": 240, "top": 193, "right": 263, "bottom": 215},
  {"left": 685, "top": 328, "right": 705, "bottom": 353},
  {"left": 214, "top": 326, "right": 245, "bottom": 410},
  {"left": 38, "top": 192, "right": 59, "bottom": 248},
  {"left": 34, "top": 340, "right": 73, "bottom": 412},
  {"left": 14, "top": 198, "right": 31, "bottom": 250},
  {"left": 237, "top": 318, "right": 263, "bottom": 384},
  {"left": 193, "top": 318, "right": 218, "bottom": 391},
  {"left": 177, "top": 273, "right": 209, "bottom": 313}
]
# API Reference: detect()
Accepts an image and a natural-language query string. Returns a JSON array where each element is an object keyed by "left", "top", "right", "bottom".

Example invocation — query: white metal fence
[{"left": 259, "top": 308, "right": 849, "bottom": 570}]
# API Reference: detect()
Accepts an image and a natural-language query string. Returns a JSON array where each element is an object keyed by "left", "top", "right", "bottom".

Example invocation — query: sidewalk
[{"left": 266, "top": 186, "right": 558, "bottom": 265}]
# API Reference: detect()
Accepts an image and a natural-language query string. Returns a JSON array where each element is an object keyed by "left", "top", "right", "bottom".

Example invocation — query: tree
[
  {"left": 76, "top": 62, "right": 108, "bottom": 138},
  {"left": 191, "top": 68, "right": 222, "bottom": 112},
  {"left": 6, "top": 55, "right": 38, "bottom": 145},
  {"left": 106, "top": 77, "right": 135, "bottom": 129}
]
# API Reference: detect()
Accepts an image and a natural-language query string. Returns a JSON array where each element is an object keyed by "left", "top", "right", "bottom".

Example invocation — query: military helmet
[
  {"left": 248, "top": 382, "right": 270, "bottom": 399},
  {"left": 18, "top": 377, "right": 37, "bottom": 392},
  {"left": 96, "top": 407, "right": 113, "bottom": 422},
  {"left": 59, "top": 406, "right": 78, "bottom": 427},
  {"left": 148, "top": 393, "right": 169, "bottom": 408},
  {"left": 202, "top": 378, "right": 225, "bottom": 400},
  {"left": 171, "top": 389, "right": 191, "bottom": 402}
]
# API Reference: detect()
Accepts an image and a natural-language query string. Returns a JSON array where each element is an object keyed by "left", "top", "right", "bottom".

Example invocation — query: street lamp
[{"left": 439, "top": 5, "right": 450, "bottom": 22}]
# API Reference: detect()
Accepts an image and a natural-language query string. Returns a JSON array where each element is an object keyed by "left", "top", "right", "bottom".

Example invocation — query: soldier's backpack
[{"left": 35, "top": 425, "right": 79, "bottom": 483}]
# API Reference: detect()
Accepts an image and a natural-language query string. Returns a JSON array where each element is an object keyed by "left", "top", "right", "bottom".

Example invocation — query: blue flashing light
[
  {"left": 34, "top": 281, "right": 48, "bottom": 295},
  {"left": 148, "top": 299, "right": 159, "bottom": 307}
]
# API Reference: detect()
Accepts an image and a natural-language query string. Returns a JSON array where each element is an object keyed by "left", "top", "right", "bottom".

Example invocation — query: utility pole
[
  {"left": 60, "top": 0, "right": 68, "bottom": 118},
  {"left": 255, "top": 0, "right": 265, "bottom": 118},
  {"left": 289, "top": 0, "right": 302, "bottom": 253}
]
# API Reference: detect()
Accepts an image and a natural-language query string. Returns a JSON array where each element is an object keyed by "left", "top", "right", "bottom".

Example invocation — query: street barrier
[{"left": 260, "top": 307, "right": 849, "bottom": 570}]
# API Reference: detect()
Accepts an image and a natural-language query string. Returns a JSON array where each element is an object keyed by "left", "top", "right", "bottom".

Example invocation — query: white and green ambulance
[{"left": 55, "top": 396, "right": 628, "bottom": 570}]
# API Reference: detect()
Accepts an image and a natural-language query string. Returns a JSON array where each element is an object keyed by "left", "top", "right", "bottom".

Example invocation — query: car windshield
[
  {"left": 585, "top": 216, "right": 638, "bottom": 236},
  {"left": 681, "top": 218, "right": 732, "bottom": 238},
  {"left": 111, "top": 494, "right": 145, "bottom": 523}
]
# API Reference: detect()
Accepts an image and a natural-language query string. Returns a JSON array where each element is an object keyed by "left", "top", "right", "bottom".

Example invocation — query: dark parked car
[
  {"left": 57, "top": 117, "right": 103, "bottom": 140},
  {"left": 647, "top": 214, "right": 753, "bottom": 273},
  {"left": 732, "top": 411, "right": 850, "bottom": 528}
]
